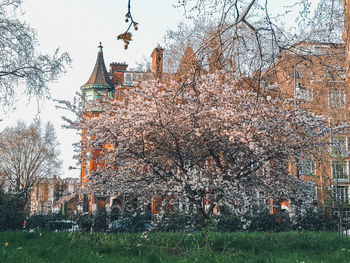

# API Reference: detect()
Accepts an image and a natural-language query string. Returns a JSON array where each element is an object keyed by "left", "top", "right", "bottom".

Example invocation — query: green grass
[{"left": 0, "top": 231, "right": 350, "bottom": 262}]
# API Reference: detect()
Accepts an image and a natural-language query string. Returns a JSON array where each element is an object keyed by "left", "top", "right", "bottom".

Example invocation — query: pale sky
[
  {"left": 0, "top": 0, "right": 320, "bottom": 178},
  {"left": 0, "top": 0, "right": 186, "bottom": 178}
]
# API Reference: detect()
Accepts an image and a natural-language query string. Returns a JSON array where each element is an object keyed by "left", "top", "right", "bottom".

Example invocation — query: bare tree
[
  {"left": 0, "top": 0, "right": 71, "bottom": 110},
  {"left": 0, "top": 120, "right": 61, "bottom": 210},
  {"left": 162, "top": 0, "right": 344, "bottom": 89}
]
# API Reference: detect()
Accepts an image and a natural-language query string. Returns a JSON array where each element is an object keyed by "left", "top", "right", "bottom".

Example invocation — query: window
[
  {"left": 173, "top": 198, "right": 180, "bottom": 212},
  {"left": 312, "top": 184, "right": 317, "bottom": 200},
  {"left": 298, "top": 160, "right": 316, "bottom": 176},
  {"left": 250, "top": 161, "right": 259, "bottom": 170},
  {"left": 135, "top": 73, "right": 142, "bottom": 81},
  {"left": 295, "top": 88, "right": 313, "bottom": 101},
  {"left": 95, "top": 90, "right": 104, "bottom": 100},
  {"left": 332, "top": 160, "right": 348, "bottom": 181},
  {"left": 325, "top": 66, "right": 346, "bottom": 81},
  {"left": 85, "top": 91, "right": 94, "bottom": 101},
  {"left": 257, "top": 191, "right": 266, "bottom": 206},
  {"left": 124, "top": 73, "right": 132, "bottom": 85},
  {"left": 329, "top": 118, "right": 345, "bottom": 129},
  {"left": 331, "top": 135, "right": 348, "bottom": 156},
  {"left": 108, "top": 90, "right": 115, "bottom": 99},
  {"left": 68, "top": 184, "right": 74, "bottom": 193},
  {"left": 334, "top": 186, "right": 349, "bottom": 204},
  {"left": 293, "top": 66, "right": 313, "bottom": 101},
  {"left": 329, "top": 89, "right": 346, "bottom": 108}
]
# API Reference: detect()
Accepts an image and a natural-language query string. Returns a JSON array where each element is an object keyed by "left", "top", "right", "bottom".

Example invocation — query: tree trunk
[
  {"left": 200, "top": 213, "right": 208, "bottom": 247},
  {"left": 199, "top": 205, "right": 212, "bottom": 247}
]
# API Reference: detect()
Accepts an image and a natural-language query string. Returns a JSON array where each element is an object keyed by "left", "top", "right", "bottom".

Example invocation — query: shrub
[
  {"left": 112, "top": 209, "right": 151, "bottom": 233},
  {"left": 26, "top": 212, "right": 67, "bottom": 231},
  {"left": 215, "top": 209, "right": 242, "bottom": 232},
  {"left": 26, "top": 214, "right": 50, "bottom": 230},
  {"left": 156, "top": 212, "right": 201, "bottom": 232},
  {"left": 243, "top": 207, "right": 292, "bottom": 232},
  {"left": 294, "top": 208, "right": 338, "bottom": 231},
  {"left": 76, "top": 213, "right": 93, "bottom": 232},
  {"left": 109, "top": 207, "right": 120, "bottom": 221},
  {"left": 0, "top": 192, "right": 25, "bottom": 231},
  {"left": 93, "top": 207, "right": 108, "bottom": 231}
]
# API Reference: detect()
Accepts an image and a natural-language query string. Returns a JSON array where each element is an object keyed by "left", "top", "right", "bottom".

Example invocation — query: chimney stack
[
  {"left": 151, "top": 45, "right": 164, "bottom": 80},
  {"left": 109, "top": 62, "right": 128, "bottom": 74}
]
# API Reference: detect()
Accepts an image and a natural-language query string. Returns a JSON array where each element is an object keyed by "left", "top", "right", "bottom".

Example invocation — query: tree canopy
[
  {"left": 79, "top": 74, "right": 328, "bottom": 226},
  {"left": 0, "top": 120, "right": 61, "bottom": 210}
]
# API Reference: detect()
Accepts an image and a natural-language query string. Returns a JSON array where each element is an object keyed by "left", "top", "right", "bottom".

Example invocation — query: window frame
[
  {"left": 298, "top": 159, "right": 316, "bottom": 176},
  {"left": 333, "top": 185, "right": 349, "bottom": 204},
  {"left": 329, "top": 89, "right": 346, "bottom": 109},
  {"left": 332, "top": 160, "right": 349, "bottom": 182}
]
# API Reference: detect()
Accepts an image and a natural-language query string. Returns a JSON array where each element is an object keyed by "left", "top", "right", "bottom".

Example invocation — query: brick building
[
  {"left": 344, "top": 0, "right": 350, "bottom": 85},
  {"left": 80, "top": 43, "right": 165, "bottom": 214},
  {"left": 264, "top": 42, "right": 350, "bottom": 208},
  {"left": 30, "top": 176, "right": 79, "bottom": 215},
  {"left": 80, "top": 37, "right": 350, "bottom": 217}
]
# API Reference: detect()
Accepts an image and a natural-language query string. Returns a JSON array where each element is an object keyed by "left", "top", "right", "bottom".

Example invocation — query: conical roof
[
  {"left": 83, "top": 43, "right": 114, "bottom": 89},
  {"left": 176, "top": 44, "right": 202, "bottom": 82}
]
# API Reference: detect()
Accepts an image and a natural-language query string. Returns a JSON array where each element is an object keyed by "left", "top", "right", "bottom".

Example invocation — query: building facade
[
  {"left": 265, "top": 42, "right": 350, "bottom": 208},
  {"left": 30, "top": 176, "right": 79, "bottom": 215},
  {"left": 80, "top": 39, "right": 350, "bottom": 218},
  {"left": 80, "top": 43, "right": 165, "bottom": 214}
]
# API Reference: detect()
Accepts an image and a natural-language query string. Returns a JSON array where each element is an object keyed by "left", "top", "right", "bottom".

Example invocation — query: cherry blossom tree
[{"left": 77, "top": 73, "right": 329, "bottom": 230}]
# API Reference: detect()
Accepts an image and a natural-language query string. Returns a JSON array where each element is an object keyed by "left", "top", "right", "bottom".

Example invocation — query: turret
[{"left": 81, "top": 43, "right": 115, "bottom": 110}]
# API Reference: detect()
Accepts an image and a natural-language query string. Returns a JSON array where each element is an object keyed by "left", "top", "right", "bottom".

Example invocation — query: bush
[
  {"left": 109, "top": 207, "right": 120, "bottom": 221},
  {"left": 156, "top": 212, "right": 201, "bottom": 232},
  {"left": 112, "top": 209, "right": 151, "bottom": 233},
  {"left": 76, "top": 213, "right": 93, "bottom": 232},
  {"left": 26, "top": 214, "right": 49, "bottom": 230},
  {"left": 294, "top": 208, "right": 338, "bottom": 231},
  {"left": 215, "top": 209, "right": 242, "bottom": 232},
  {"left": 242, "top": 206, "right": 292, "bottom": 232},
  {"left": 0, "top": 192, "right": 25, "bottom": 231},
  {"left": 93, "top": 207, "right": 108, "bottom": 231},
  {"left": 26, "top": 212, "right": 67, "bottom": 231}
]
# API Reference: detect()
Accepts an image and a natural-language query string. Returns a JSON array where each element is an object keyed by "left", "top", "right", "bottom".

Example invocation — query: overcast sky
[{"left": 0, "top": 0, "right": 186, "bottom": 178}]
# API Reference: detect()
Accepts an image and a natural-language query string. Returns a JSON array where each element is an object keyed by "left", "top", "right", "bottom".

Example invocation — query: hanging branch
[{"left": 117, "top": 0, "right": 139, "bottom": 49}]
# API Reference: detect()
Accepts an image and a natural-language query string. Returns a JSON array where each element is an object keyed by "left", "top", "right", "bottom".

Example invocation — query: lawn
[{"left": 0, "top": 231, "right": 349, "bottom": 262}]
